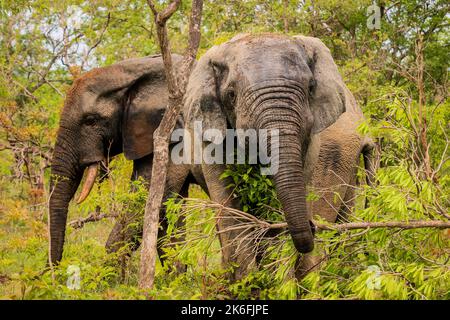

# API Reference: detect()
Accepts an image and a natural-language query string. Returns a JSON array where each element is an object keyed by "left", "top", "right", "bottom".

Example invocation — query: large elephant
[
  {"left": 166, "top": 33, "right": 372, "bottom": 279},
  {"left": 48, "top": 54, "right": 189, "bottom": 265}
]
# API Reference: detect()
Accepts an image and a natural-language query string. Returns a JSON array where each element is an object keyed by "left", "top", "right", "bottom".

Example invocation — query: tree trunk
[{"left": 139, "top": 0, "right": 203, "bottom": 291}]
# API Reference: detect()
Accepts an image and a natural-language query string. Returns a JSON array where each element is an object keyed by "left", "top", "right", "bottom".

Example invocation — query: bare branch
[
  {"left": 147, "top": 0, "right": 181, "bottom": 97},
  {"left": 139, "top": 0, "right": 203, "bottom": 291},
  {"left": 181, "top": 198, "right": 450, "bottom": 232},
  {"left": 316, "top": 220, "right": 450, "bottom": 231},
  {"left": 69, "top": 211, "right": 118, "bottom": 229},
  {"left": 179, "top": 0, "right": 203, "bottom": 89},
  {"left": 147, "top": 0, "right": 181, "bottom": 25}
]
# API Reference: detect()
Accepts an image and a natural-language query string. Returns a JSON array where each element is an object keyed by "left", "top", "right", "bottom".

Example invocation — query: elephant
[
  {"left": 48, "top": 54, "right": 191, "bottom": 266},
  {"left": 160, "top": 33, "right": 375, "bottom": 279}
]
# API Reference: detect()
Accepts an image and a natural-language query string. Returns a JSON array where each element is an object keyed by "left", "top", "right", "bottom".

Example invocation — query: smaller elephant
[{"left": 48, "top": 54, "right": 191, "bottom": 266}]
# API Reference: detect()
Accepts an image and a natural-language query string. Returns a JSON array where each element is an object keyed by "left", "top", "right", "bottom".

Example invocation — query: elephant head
[
  {"left": 183, "top": 34, "right": 349, "bottom": 254},
  {"left": 49, "top": 54, "right": 182, "bottom": 265}
]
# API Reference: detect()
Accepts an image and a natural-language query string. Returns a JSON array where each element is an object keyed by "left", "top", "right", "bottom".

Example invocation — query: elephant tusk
[{"left": 76, "top": 163, "right": 98, "bottom": 204}]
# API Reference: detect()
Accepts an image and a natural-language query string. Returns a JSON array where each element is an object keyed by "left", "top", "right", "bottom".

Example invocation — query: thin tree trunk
[{"left": 139, "top": 0, "right": 203, "bottom": 291}]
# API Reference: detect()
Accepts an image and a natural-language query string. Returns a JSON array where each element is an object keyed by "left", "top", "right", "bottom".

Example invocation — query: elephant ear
[
  {"left": 80, "top": 54, "right": 166, "bottom": 94},
  {"left": 294, "top": 35, "right": 350, "bottom": 134},
  {"left": 183, "top": 45, "right": 228, "bottom": 139},
  {"left": 121, "top": 55, "right": 184, "bottom": 160}
]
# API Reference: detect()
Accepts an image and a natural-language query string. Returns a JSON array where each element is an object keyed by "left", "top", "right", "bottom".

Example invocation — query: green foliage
[
  {"left": 221, "top": 164, "right": 282, "bottom": 220},
  {"left": 1, "top": 0, "right": 449, "bottom": 300}
]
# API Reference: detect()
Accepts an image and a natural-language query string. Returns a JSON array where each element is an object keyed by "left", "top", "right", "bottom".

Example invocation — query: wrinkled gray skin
[
  {"left": 49, "top": 54, "right": 189, "bottom": 265},
  {"left": 170, "top": 33, "right": 370, "bottom": 279}
]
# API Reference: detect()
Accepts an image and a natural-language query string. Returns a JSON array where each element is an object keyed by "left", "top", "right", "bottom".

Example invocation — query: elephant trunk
[
  {"left": 48, "top": 132, "right": 82, "bottom": 265},
  {"left": 253, "top": 97, "right": 314, "bottom": 254}
]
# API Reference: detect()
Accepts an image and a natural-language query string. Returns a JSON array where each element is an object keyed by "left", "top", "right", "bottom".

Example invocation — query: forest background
[{"left": 0, "top": 0, "right": 448, "bottom": 299}]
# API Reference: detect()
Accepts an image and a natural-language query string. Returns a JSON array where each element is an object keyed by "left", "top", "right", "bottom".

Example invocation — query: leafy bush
[{"left": 1, "top": 0, "right": 448, "bottom": 300}]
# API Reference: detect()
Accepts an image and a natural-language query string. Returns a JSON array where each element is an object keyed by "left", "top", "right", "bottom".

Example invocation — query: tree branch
[
  {"left": 139, "top": 0, "right": 203, "bottom": 292},
  {"left": 314, "top": 220, "right": 450, "bottom": 232},
  {"left": 147, "top": 0, "right": 181, "bottom": 97},
  {"left": 81, "top": 12, "right": 111, "bottom": 70},
  {"left": 184, "top": 199, "right": 450, "bottom": 232},
  {"left": 69, "top": 211, "right": 118, "bottom": 229},
  {"left": 147, "top": 0, "right": 181, "bottom": 26}
]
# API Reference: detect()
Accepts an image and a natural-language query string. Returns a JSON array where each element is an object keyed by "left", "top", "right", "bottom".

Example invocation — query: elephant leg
[
  {"left": 156, "top": 173, "right": 191, "bottom": 273},
  {"left": 106, "top": 154, "right": 191, "bottom": 273},
  {"left": 337, "top": 167, "right": 357, "bottom": 223},
  {"left": 294, "top": 251, "right": 325, "bottom": 280},
  {"left": 106, "top": 154, "right": 153, "bottom": 254},
  {"left": 135, "top": 160, "right": 191, "bottom": 272},
  {"left": 105, "top": 154, "right": 153, "bottom": 278},
  {"left": 201, "top": 163, "right": 255, "bottom": 281}
]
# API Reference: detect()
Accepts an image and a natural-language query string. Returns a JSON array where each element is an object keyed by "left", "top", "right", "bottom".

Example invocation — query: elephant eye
[
  {"left": 84, "top": 115, "right": 97, "bottom": 126},
  {"left": 226, "top": 89, "right": 236, "bottom": 105}
]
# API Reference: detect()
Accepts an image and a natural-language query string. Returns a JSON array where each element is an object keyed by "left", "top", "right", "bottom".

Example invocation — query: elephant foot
[
  {"left": 164, "top": 260, "right": 187, "bottom": 275},
  {"left": 174, "top": 261, "right": 187, "bottom": 274},
  {"left": 221, "top": 250, "right": 256, "bottom": 283},
  {"left": 294, "top": 253, "right": 324, "bottom": 281}
]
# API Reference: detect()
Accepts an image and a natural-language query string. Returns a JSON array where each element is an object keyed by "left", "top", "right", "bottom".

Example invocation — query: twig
[
  {"left": 69, "top": 211, "right": 118, "bottom": 229},
  {"left": 82, "top": 13, "right": 111, "bottom": 70}
]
